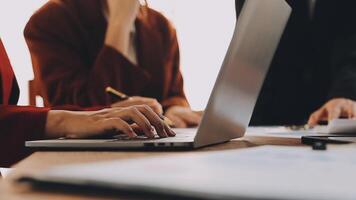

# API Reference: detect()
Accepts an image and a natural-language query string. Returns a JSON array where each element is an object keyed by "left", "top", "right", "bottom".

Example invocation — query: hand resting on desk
[{"left": 308, "top": 98, "right": 356, "bottom": 126}]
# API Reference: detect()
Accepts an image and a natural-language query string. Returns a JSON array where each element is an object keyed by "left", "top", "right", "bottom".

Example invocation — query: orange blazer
[{"left": 24, "top": 0, "right": 189, "bottom": 109}]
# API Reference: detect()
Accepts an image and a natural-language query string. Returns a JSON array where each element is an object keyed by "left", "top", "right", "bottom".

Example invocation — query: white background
[{"left": 0, "top": 0, "right": 235, "bottom": 110}]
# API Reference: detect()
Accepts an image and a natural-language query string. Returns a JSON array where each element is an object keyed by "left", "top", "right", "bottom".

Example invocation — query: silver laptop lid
[{"left": 194, "top": 0, "right": 291, "bottom": 148}]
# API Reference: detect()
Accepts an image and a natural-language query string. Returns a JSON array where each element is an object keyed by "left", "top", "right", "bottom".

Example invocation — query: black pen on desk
[{"left": 105, "top": 86, "right": 175, "bottom": 127}]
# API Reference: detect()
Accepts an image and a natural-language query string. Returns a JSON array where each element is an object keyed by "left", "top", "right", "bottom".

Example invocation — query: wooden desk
[{"left": 0, "top": 135, "right": 304, "bottom": 200}]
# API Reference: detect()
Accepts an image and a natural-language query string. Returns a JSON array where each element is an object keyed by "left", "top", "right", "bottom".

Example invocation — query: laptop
[{"left": 26, "top": 0, "right": 291, "bottom": 150}]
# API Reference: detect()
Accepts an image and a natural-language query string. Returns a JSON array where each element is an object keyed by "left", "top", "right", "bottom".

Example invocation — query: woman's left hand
[{"left": 165, "top": 106, "right": 203, "bottom": 128}]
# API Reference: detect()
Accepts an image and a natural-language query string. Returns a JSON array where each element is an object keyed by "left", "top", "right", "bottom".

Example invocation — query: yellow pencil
[{"left": 105, "top": 86, "right": 129, "bottom": 100}]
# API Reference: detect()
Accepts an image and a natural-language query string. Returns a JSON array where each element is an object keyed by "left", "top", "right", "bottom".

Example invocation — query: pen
[
  {"left": 105, "top": 86, "right": 130, "bottom": 100},
  {"left": 105, "top": 86, "right": 175, "bottom": 127}
]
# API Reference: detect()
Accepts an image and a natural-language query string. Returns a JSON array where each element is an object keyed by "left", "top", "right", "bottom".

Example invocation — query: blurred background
[{"left": 0, "top": 0, "right": 235, "bottom": 110}]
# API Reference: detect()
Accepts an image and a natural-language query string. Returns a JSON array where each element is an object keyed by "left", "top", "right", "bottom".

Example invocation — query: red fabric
[
  {"left": 0, "top": 39, "right": 15, "bottom": 105},
  {"left": 51, "top": 105, "right": 107, "bottom": 111},
  {"left": 0, "top": 106, "right": 49, "bottom": 167},
  {"left": 0, "top": 38, "right": 50, "bottom": 167},
  {"left": 24, "top": 0, "right": 190, "bottom": 110},
  {"left": 0, "top": 37, "right": 105, "bottom": 167}
]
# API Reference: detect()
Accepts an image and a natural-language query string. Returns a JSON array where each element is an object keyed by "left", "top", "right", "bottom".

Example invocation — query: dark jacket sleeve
[
  {"left": 329, "top": 37, "right": 356, "bottom": 100},
  {"left": 24, "top": 2, "right": 150, "bottom": 107},
  {"left": 329, "top": 35, "right": 356, "bottom": 100},
  {"left": 0, "top": 106, "right": 49, "bottom": 167},
  {"left": 328, "top": 3, "right": 356, "bottom": 100}
]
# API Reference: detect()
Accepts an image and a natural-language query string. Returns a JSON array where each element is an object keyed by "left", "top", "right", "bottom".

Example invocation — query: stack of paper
[{"left": 22, "top": 145, "right": 356, "bottom": 200}]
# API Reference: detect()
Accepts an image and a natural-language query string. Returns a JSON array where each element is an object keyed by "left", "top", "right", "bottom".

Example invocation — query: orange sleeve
[{"left": 24, "top": 3, "right": 149, "bottom": 107}]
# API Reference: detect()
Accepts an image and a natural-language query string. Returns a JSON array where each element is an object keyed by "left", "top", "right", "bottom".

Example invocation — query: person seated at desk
[
  {"left": 24, "top": 0, "right": 201, "bottom": 128},
  {"left": 235, "top": 0, "right": 356, "bottom": 126},
  {"left": 0, "top": 38, "right": 174, "bottom": 167}
]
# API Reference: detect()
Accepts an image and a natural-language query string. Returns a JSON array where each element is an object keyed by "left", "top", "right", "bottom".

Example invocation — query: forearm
[
  {"left": 105, "top": 0, "right": 139, "bottom": 59},
  {"left": 105, "top": 23, "right": 131, "bottom": 58},
  {"left": 45, "top": 110, "right": 69, "bottom": 139},
  {"left": 45, "top": 110, "right": 97, "bottom": 139}
]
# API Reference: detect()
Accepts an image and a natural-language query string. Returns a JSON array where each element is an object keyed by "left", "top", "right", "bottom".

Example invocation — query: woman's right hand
[
  {"left": 45, "top": 105, "right": 174, "bottom": 139},
  {"left": 106, "top": 0, "right": 140, "bottom": 27},
  {"left": 105, "top": 0, "right": 140, "bottom": 59},
  {"left": 111, "top": 96, "right": 163, "bottom": 115}
]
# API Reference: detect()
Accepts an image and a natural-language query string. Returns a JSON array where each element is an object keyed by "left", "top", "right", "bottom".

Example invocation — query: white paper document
[
  {"left": 327, "top": 119, "right": 356, "bottom": 134},
  {"left": 176, "top": 126, "right": 328, "bottom": 139},
  {"left": 246, "top": 126, "right": 328, "bottom": 138},
  {"left": 0, "top": 168, "right": 13, "bottom": 179},
  {"left": 26, "top": 145, "right": 356, "bottom": 200}
]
